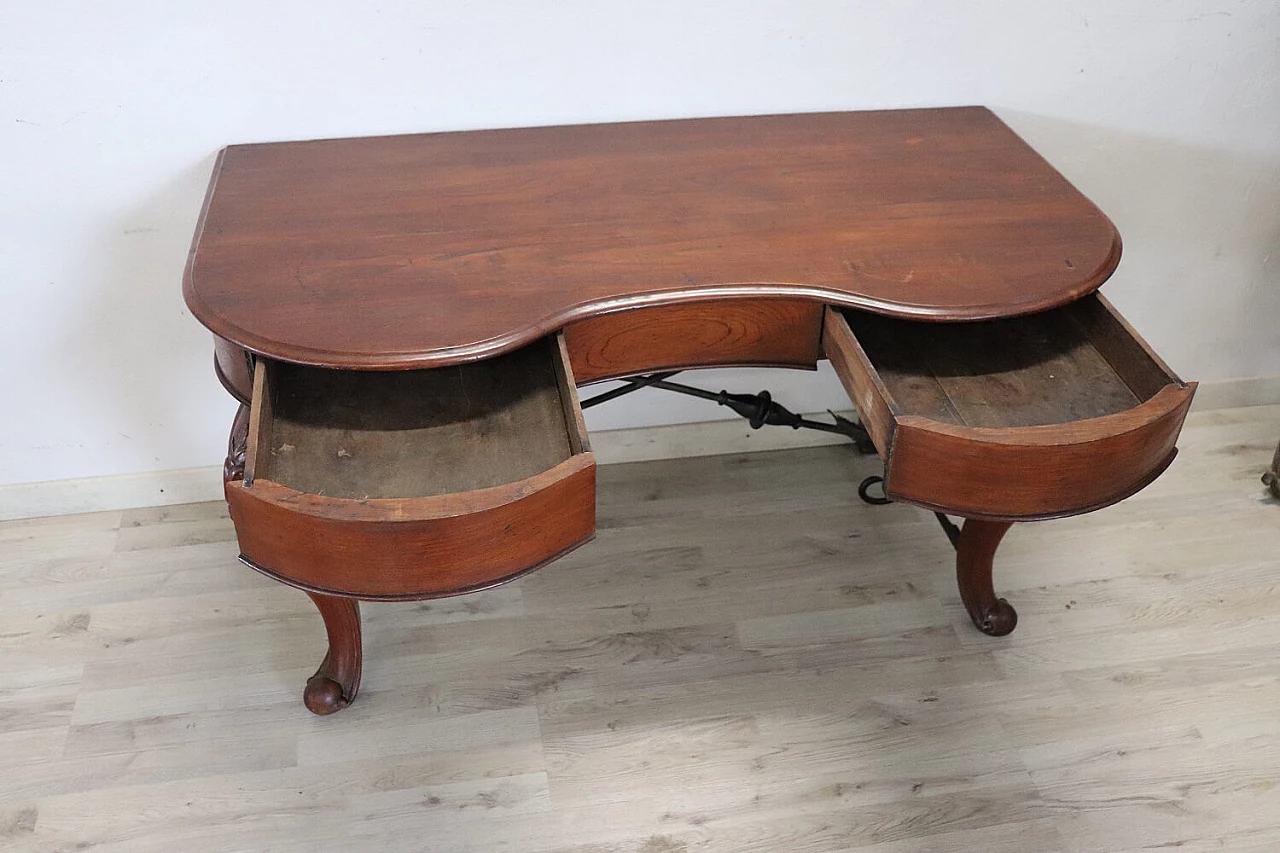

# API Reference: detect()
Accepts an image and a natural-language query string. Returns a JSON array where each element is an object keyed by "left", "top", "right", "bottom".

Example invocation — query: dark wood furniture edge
[
  {"left": 190, "top": 274, "right": 1120, "bottom": 370},
  {"left": 182, "top": 146, "right": 228, "bottom": 345},
  {"left": 233, "top": 452, "right": 595, "bottom": 521},
  {"left": 575, "top": 358, "right": 821, "bottom": 386},
  {"left": 238, "top": 535, "right": 595, "bottom": 602}
]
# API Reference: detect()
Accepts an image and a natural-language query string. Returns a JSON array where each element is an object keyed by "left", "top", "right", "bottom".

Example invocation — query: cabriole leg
[
  {"left": 955, "top": 519, "right": 1018, "bottom": 636},
  {"left": 303, "top": 592, "right": 362, "bottom": 715}
]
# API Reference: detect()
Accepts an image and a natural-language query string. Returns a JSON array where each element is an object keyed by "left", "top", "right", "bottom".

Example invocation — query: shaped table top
[{"left": 184, "top": 106, "right": 1120, "bottom": 368}]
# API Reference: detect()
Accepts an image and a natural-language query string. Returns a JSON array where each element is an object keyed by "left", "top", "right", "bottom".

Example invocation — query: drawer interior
[
  {"left": 839, "top": 295, "right": 1176, "bottom": 428},
  {"left": 249, "top": 337, "right": 585, "bottom": 499}
]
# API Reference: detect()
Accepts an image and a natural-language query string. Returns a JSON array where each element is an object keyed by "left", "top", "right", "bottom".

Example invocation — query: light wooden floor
[{"left": 4, "top": 405, "right": 1280, "bottom": 853}]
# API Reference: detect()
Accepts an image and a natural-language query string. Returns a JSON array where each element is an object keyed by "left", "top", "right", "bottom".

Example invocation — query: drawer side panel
[{"left": 821, "top": 307, "right": 896, "bottom": 456}]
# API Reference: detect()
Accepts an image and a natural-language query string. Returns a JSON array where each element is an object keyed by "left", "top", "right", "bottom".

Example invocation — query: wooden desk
[{"left": 185, "top": 107, "right": 1194, "bottom": 715}]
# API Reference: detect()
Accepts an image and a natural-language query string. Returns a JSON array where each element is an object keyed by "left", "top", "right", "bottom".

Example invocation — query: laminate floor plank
[{"left": 1, "top": 403, "right": 1278, "bottom": 852}]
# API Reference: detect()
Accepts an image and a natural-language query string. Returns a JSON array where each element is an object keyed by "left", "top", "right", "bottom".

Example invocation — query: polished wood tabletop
[{"left": 184, "top": 106, "right": 1120, "bottom": 369}]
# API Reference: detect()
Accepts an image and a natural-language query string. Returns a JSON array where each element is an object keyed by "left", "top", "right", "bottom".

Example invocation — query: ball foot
[
  {"left": 972, "top": 598, "right": 1018, "bottom": 637},
  {"left": 304, "top": 675, "right": 351, "bottom": 715},
  {"left": 955, "top": 520, "right": 1020, "bottom": 638},
  {"left": 301, "top": 593, "right": 362, "bottom": 715}
]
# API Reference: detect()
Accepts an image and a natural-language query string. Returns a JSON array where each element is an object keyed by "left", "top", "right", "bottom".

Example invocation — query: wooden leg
[
  {"left": 303, "top": 592, "right": 362, "bottom": 715},
  {"left": 955, "top": 519, "right": 1018, "bottom": 637}
]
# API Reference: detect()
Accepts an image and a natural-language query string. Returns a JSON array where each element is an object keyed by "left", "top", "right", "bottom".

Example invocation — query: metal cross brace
[{"left": 579, "top": 370, "right": 878, "bottom": 455}]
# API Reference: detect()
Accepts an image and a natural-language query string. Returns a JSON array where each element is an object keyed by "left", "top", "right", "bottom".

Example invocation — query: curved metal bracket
[{"left": 856, "top": 475, "right": 961, "bottom": 549}]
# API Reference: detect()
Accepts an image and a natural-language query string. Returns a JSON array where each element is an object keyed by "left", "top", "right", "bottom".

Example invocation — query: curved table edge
[{"left": 185, "top": 227, "right": 1121, "bottom": 370}]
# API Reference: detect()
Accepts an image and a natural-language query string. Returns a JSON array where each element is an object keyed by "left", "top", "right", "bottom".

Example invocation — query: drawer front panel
[
  {"left": 564, "top": 298, "right": 822, "bottom": 384},
  {"left": 227, "top": 458, "right": 595, "bottom": 599},
  {"left": 886, "top": 387, "right": 1193, "bottom": 520}
]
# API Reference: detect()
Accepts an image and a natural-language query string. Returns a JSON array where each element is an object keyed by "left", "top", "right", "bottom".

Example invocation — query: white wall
[{"left": 2, "top": 0, "right": 1277, "bottom": 489}]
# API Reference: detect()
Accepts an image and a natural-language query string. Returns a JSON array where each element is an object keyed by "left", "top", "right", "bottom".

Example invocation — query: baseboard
[
  {"left": 588, "top": 410, "right": 856, "bottom": 465},
  {"left": 0, "top": 416, "right": 856, "bottom": 523},
  {"left": 0, "top": 466, "right": 226, "bottom": 523},
  {"left": 4, "top": 375, "right": 1278, "bottom": 522},
  {"left": 1188, "top": 374, "right": 1280, "bottom": 412}
]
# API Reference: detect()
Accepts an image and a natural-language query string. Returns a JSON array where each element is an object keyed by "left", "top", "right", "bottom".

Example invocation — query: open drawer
[
  {"left": 823, "top": 294, "right": 1195, "bottom": 521},
  {"left": 225, "top": 335, "right": 596, "bottom": 599}
]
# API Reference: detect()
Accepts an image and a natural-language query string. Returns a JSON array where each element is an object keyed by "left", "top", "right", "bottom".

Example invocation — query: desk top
[{"left": 184, "top": 106, "right": 1120, "bottom": 369}]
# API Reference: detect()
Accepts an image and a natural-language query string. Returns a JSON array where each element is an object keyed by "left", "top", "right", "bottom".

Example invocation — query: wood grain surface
[
  {"left": 884, "top": 391, "right": 1191, "bottom": 520},
  {"left": 4, "top": 405, "right": 1279, "bottom": 852},
  {"left": 563, "top": 297, "right": 822, "bottom": 384},
  {"left": 226, "top": 455, "right": 597, "bottom": 599},
  {"left": 184, "top": 107, "right": 1121, "bottom": 369}
]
